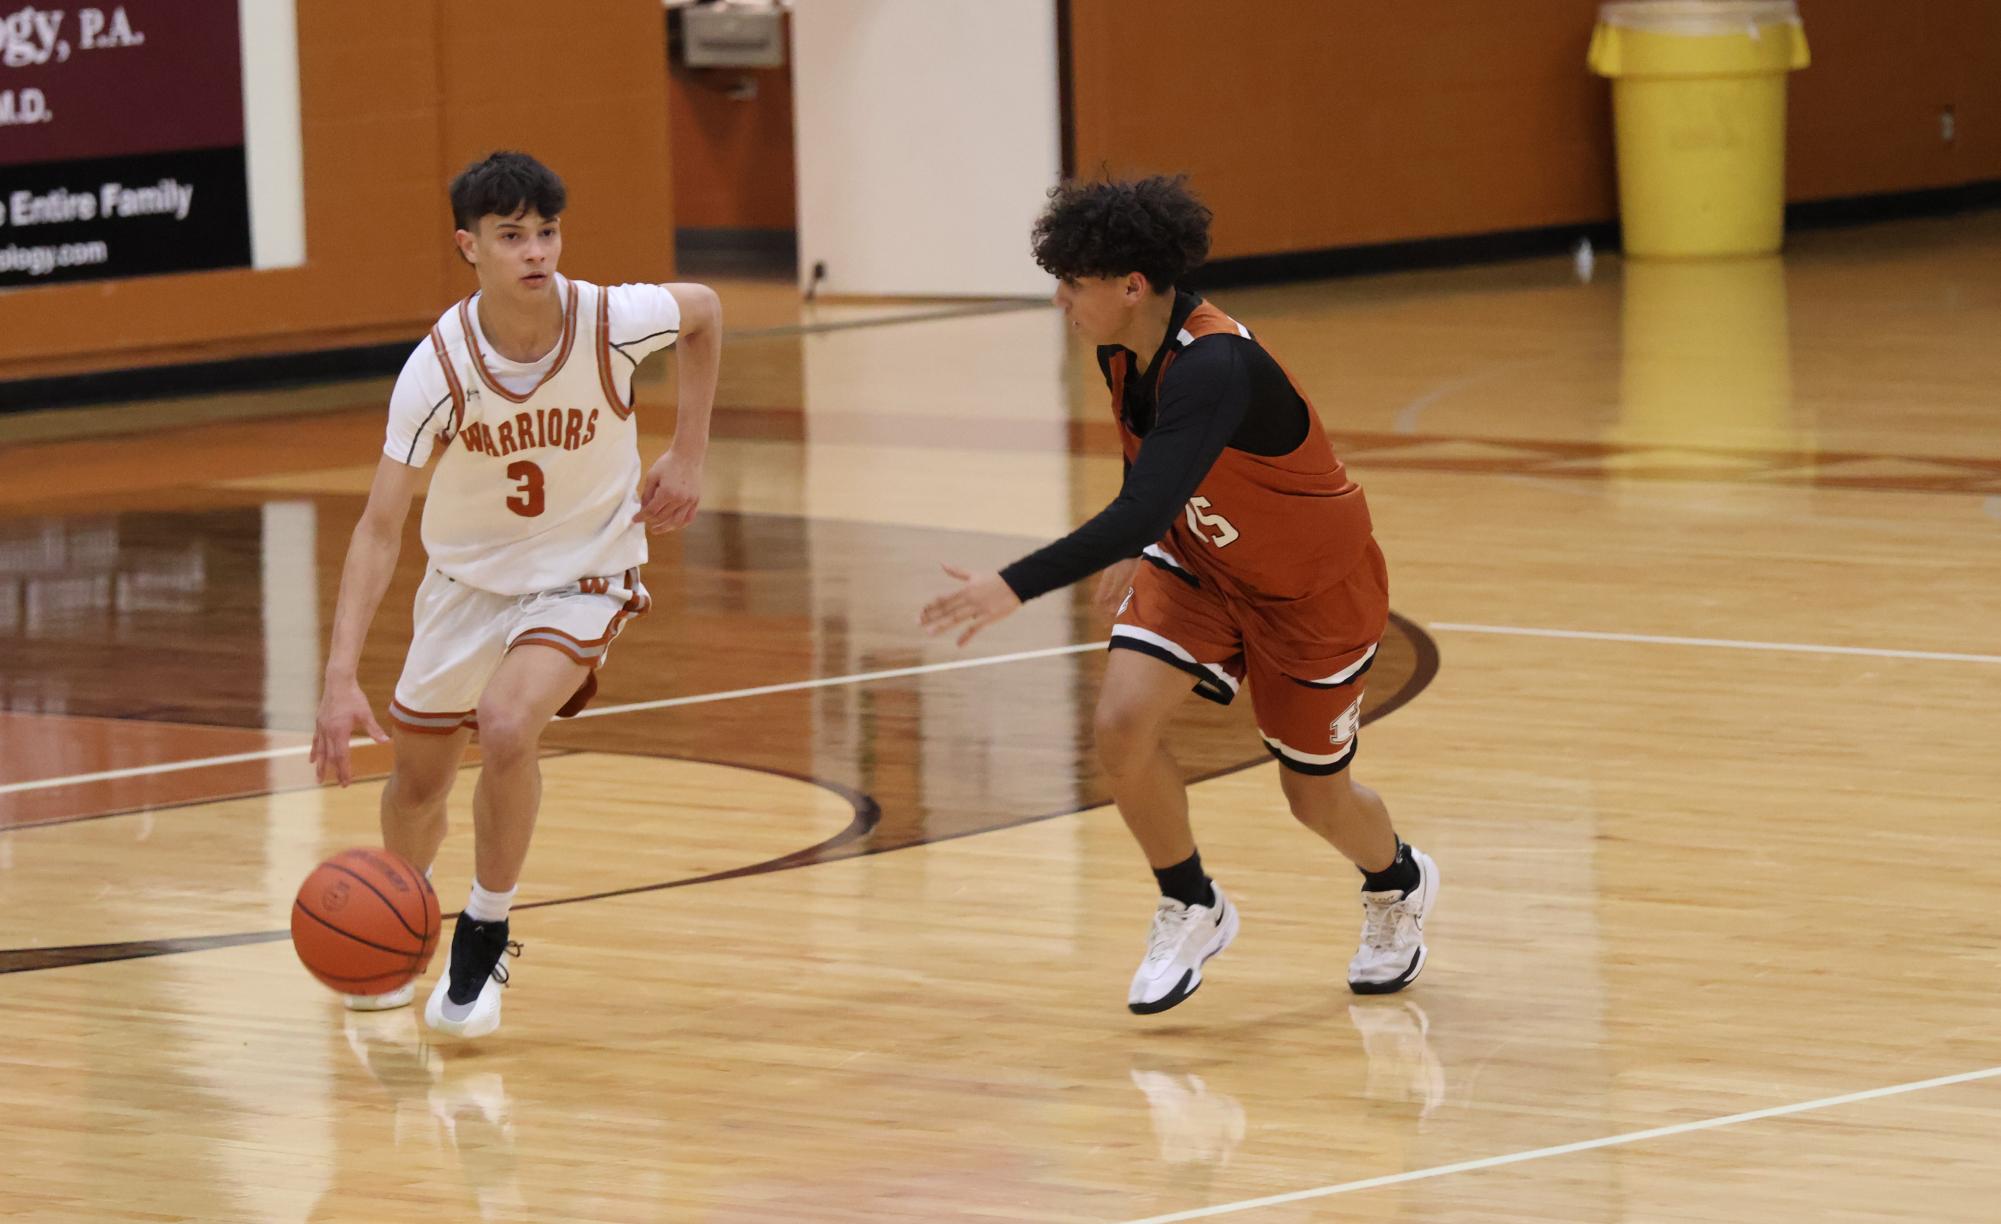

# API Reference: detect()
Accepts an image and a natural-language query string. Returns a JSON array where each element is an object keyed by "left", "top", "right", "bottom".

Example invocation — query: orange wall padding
[
  {"left": 667, "top": 52, "right": 796, "bottom": 230},
  {"left": 1068, "top": 0, "right": 2001, "bottom": 261}
]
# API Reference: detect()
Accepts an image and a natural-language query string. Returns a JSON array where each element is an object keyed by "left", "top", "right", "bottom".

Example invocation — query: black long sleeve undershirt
[{"left": 999, "top": 333, "right": 1304, "bottom": 602}]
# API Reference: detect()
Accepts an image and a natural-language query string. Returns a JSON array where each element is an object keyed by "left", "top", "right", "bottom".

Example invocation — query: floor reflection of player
[
  {"left": 429, "top": 1067, "right": 525, "bottom": 1221},
  {"left": 1348, "top": 999, "right": 1448, "bottom": 1123},
  {"left": 1129, "top": 1061, "right": 1249, "bottom": 1168},
  {"left": 314, "top": 1010, "right": 525, "bottom": 1221},
  {"left": 1122, "top": 1005, "right": 1447, "bottom": 1198}
]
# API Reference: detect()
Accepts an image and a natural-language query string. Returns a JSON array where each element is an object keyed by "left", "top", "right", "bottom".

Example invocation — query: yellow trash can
[{"left": 1589, "top": 1, "right": 1810, "bottom": 258}]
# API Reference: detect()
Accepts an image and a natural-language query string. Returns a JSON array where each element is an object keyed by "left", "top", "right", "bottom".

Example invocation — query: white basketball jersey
[{"left": 420, "top": 279, "right": 645, "bottom": 594}]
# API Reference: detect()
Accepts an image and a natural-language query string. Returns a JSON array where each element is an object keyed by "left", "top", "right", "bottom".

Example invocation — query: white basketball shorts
[{"left": 388, "top": 566, "right": 650, "bottom": 735}]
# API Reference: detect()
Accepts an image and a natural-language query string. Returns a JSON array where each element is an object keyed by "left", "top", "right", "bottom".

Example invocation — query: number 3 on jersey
[
  {"left": 1183, "top": 496, "right": 1239, "bottom": 548},
  {"left": 505, "top": 460, "right": 545, "bottom": 517}
]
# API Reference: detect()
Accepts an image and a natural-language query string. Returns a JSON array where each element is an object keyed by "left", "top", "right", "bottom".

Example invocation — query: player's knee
[
  {"left": 385, "top": 765, "right": 454, "bottom": 813},
  {"left": 1279, "top": 765, "right": 1350, "bottom": 823},
  {"left": 472, "top": 700, "right": 541, "bottom": 763},
  {"left": 1093, "top": 700, "right": 1163, "bottom": 775}
]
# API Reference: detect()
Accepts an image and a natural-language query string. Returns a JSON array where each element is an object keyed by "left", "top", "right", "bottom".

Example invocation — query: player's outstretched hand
[
  {"left": 1094, "top": 557, "right": 1140, "bottom": 620},
  {"left": 919, "top": 564, "right": 1023, "bottom": 647},
  {"left": 635, "top": 446, "right": 704, "bottom": 533},
  {"left": 311, "top": 679, "right": 389, "bottom": 787}
]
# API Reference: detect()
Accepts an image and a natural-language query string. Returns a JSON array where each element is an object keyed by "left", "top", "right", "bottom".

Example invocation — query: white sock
[{"left": 464, "top": 880, "right": 517, "bottom": 924}]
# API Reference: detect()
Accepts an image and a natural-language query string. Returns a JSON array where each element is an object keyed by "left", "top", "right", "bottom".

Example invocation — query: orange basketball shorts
[{"left": 1110, "top": 542, "right": 1387, "bottom": 775}]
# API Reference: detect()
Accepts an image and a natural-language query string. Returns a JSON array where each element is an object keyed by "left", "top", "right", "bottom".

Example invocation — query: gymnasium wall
[
  {"left": 0, "top": 0, "right": 674, "bottom": 384},
  {"left": 11, "top": 1, "right": 1999, "bottom": 382},
  {"left": 1786, "top": 0, "right": 2001, "bottom": 200},
  {"left": 1067, "top": 0, "right": 2001, "bottom": 261}
]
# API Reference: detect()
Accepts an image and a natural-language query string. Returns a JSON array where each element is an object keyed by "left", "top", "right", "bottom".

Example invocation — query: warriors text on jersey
[{"left": 383, "top": 275, "right": 681, "bottom": 594}]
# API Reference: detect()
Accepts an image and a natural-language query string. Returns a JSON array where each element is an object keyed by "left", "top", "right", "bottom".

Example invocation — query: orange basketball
[{"left": 291, "top": 847, "right": 441, "bottom": 996}]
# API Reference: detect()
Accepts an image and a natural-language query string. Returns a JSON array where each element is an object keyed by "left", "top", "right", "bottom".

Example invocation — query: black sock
[
  {"left": 1153, "top": 851, "right": 1216, "bottom": 909},
  {"left": 1359, "top": 838, "right": 1419, "bottom": 895}
]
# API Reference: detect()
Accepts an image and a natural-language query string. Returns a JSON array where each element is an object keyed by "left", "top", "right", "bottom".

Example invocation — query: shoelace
[
  {"left": 491, "top": 940, "right": 523, "bottom": 988},
  {"left": 1143, "top": 901, "right": 1196, "bottom": 967},
  {"left": 1359, "top": 894, "right": 1412, "bottom": 953}
]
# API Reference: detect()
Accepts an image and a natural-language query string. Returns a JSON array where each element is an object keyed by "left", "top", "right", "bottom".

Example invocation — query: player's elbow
[
  {"left": 1134, "top": 509, "right": 1182, "bottom": 554},
  {"left": 1100, "top": 497, "right": 1178, "bottom": 561},
  {"left": 1114, "top": 529, "right": 1160, "bottom": 563},
  {"left": 673, "top": 283, "right": 722, "bottom": 340},
  {"left": 351, "top": 504, "right": 404, "bottom": 552}
]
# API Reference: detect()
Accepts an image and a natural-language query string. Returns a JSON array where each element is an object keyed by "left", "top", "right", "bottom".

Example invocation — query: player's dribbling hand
[
  {"left": 634, "top": 447, "right": 704, "bottom": 534},
  {"left": 919, "top": 564, "right": 1023, "bottom": 647},
  {"left": 1095, "top": 557, "right": 1140, "bottom": 620},
  {"left": 311, "top": 679, "right": 389, "bottom": 787}
]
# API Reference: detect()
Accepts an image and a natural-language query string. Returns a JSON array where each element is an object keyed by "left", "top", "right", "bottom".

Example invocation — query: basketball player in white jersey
[{"left": 310, "top": 151, "right": 722, "bottom": 1039}]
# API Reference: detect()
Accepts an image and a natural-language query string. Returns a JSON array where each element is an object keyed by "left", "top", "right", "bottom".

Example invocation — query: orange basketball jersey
[{"left": 1108, "top": 299, "right": 1378, "bottom": 606}]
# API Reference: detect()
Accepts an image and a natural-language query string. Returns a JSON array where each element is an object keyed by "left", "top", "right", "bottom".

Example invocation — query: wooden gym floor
[{"left": 1, "top": 213, "right": 1998, "bottom": 1222}]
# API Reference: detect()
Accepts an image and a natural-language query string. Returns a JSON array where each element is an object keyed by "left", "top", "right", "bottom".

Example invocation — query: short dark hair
[
  {"left": 449, "top": 151, "right": 566, "bottom": 231},
  {"left": 1031, "top": 175, "right": 1212, "bottom": 292}
]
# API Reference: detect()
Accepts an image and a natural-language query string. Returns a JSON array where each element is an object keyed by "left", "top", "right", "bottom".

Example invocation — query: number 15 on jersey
[{"left": 1184, "top": 496, "right": 1238, "bottom": 548}]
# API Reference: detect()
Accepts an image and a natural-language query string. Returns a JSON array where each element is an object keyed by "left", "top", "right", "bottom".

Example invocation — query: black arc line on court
[{"left": 0, "top": 615, "right": 1437, "bottom": 975}]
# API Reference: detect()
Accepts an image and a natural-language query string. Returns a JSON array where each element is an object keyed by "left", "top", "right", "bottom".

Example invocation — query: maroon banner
[{"left": 0, "top": 2, "right": 244, "bottom": 166}]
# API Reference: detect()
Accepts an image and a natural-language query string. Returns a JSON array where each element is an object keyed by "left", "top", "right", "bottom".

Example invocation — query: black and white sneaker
[
  {"left": 1347, "top": 846, "right": 1437, "bottom": 995},
  {"left": 423, "top": 917, "right": 520, "bottom": 1039},
  {"left": 1128, "top": 885, "right": 1239, "bottom": 1014}
]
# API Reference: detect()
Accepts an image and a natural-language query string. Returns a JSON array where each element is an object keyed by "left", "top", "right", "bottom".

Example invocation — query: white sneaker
[
  {"left": 1128, "top": 885, "right": 1239, "bottom": 1014},
  {"left": 342, "top": 982, "right": 416, "bottom": 1011},
  {"left": 1347, "top": 846, "right": 1437, "bottom": 994},
  {"left": 423, "top": 917, "right": 519, "bottom": 1039}
]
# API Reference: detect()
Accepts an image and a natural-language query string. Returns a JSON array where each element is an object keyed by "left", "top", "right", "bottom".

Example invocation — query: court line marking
[
  {"left": 1119, "top": 1064, "right": 2001, "bottom": 1223},
  {"left": 563, "top": 642, "right": 1097, "bottom": 719},
  {"left": 12, "top": 619, "right": 1996, "bottom": 797},
  {"left": 0, "top": 643, "right": 1099, "bottom": 796},
  {"left": 1390, "top": 358, "right": 1547, "bottom": 436},
  {"left": 1428, "top": 622, "right": 2001, "bottom": 665}
]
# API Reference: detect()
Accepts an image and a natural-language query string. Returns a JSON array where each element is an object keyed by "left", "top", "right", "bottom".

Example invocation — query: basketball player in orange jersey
[
  {"left": 310, "top": 151, "right": 722, "bottom": 1038},
  {"left": 922, "top": 177, "right": 1436, "bottom": 1013}
]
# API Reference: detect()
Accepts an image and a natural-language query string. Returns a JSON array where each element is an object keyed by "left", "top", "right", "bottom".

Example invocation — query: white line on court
[
  {"left": 12, "top": 622, "right": 1991, "bottom": 798},
  {"left": 1428, "top": 622, "right": 2001, "bottom": 665},
  {"left": 565, "top": 642, "right": 1098, "bottom": 720},
  {"left": 0, "top": 642, "right": 1100, "bottom": 797},
  {"left": 1390, "top": 360, "right": 1544, "bottom": 436},
  {"left": 1119, "top": 1064, "right": 2001, "bottom": 1223}
]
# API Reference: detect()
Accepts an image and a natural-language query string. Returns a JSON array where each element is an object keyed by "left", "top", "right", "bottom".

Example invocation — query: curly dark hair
[
  {"left": 1031, "top": 175, "right": 1212, "bottom": 292},
  {"left": 449, "top": 151, "right": 566, "bottom": 231}
]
